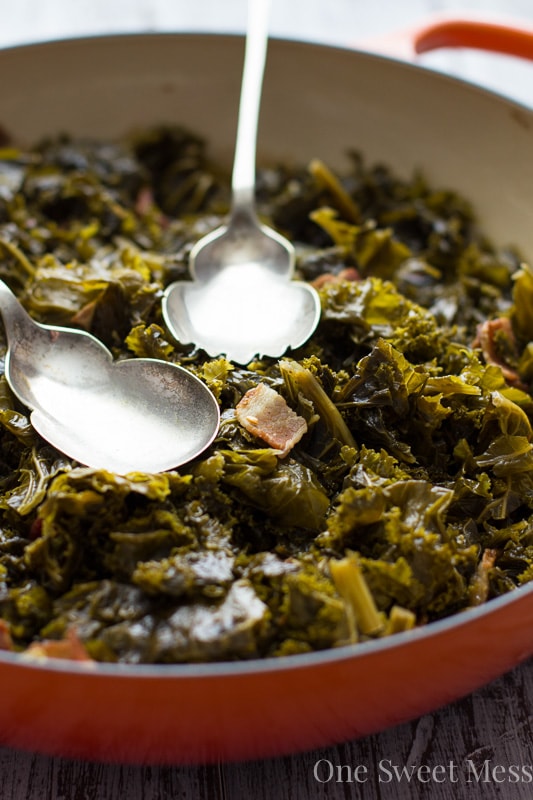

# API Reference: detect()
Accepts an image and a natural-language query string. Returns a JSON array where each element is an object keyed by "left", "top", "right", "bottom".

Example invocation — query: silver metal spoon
[
  {"left": 162, "top": 0, "right": 321, "bottom": 365},
  {"left": 0, "top": 280, "right": 220, "bottom": 474}
]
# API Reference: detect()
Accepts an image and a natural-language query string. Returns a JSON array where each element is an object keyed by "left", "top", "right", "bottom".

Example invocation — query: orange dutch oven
[{"left": 0, "top": 17, "right": 533, "bottom": 764}]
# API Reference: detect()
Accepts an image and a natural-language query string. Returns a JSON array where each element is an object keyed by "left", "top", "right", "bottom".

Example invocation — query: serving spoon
[
  {"left": 0, "top": 279, "right": 220, "bottom": 474},
  {"left": 162, "top": 0, "right": 321, "bottom": 365}
]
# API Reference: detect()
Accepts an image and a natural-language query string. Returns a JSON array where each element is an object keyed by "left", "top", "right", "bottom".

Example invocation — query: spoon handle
[{"left": 231, "top": 0, "right": 271, "bottom": 216}]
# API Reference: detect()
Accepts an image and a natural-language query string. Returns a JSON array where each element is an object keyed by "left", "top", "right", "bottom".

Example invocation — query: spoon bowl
[
  {"left": 163, "top": 210, "right": 321, "bottom": 365},
  {"left": 0, "top": 280, "right": 220, "bottom": 474},
  {"left": 162, "top": 0, "right": 321, "bottom": 364}
]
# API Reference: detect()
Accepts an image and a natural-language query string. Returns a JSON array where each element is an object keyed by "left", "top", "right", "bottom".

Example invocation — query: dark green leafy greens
[{"left": 0, "top": 126, "right": 531, "bottom": 663}]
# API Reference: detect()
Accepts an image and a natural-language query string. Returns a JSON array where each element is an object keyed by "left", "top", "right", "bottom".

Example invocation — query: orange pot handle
[{"left": 361, "top": 15, "right": 533, "bottom": 62}]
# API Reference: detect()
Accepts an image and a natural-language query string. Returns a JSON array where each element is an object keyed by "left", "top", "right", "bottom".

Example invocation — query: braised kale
[{"left": 0, "top": 125, "right": 531, "bottom": 663}]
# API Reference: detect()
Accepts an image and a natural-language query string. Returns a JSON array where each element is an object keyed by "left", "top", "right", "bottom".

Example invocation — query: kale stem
[
  {"left": 0, "top": 236, "right": 35, "bottom": 278},
  {"left": 309, "top": 159, "right": 361, "bottom": 224},
  {"left": 384, "top": 605, "right": 416, "bottom": 635},
  {"left": 329, "top": 551, "right": 383, "bottom": 636},
  {"left": 279, "top": 359, "right": 356, "bottom": 449}
]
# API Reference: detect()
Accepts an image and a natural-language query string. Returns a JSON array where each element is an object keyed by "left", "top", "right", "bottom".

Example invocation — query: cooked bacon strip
[
  {"left": 473, "top": 317, "right": 524, "bottom": 387},
  {"left": 236, "top": 383, "right": 307, "bottom": 457}
]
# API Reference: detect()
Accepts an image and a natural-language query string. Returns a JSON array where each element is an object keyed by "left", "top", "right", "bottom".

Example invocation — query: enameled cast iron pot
[{"left": 1, "top": 19, "right": 533, "bottom": 764}]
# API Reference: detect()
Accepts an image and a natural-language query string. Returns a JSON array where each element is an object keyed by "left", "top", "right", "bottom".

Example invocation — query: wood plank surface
[
  {"left": 1, "top": 661, "right": 533, "bottom": 800},
  {"left": 1, "top": 1, "right": 533, "bottom": 798}
]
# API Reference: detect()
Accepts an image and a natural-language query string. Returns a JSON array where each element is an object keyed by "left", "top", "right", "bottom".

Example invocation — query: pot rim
[{"left": 1, "top": 28, "right": 532, "bottom": 111}]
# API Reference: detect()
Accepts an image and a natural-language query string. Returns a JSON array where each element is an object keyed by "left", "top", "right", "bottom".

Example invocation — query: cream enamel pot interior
[{"left": 1, "top": 31, "right": 533, "bottom": 765}]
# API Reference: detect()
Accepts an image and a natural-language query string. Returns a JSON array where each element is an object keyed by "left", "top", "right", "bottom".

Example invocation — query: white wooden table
[{"left": 1, "top": 1, "right": 533, "bottom": 798}]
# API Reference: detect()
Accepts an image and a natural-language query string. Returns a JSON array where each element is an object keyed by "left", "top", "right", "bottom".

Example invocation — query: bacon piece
[
  {"left": 236, "top": 383, "right": 307, "bottom": 457},
  {"left": 473, "top": 317, "right": 525, "bottom": 387},
  {"left": 70, "top": 299, "right": 98, "bottom": 331},
  {"left": 0, "top": 619, "right": 13, "bottom": 651},
  {"left": 469, "top": 548, "right": 498, "bottom": 606},
  {"left": 29, "top": 518, "right": 43, "bottom": 540},
  {"left": 135, "top": 185, "right": 169, "bottom": 227},
  {"left": 23, "top": 628, "right": 93, "bottom": 663},
  {"left": 311, "top": 267, "right": 360, "bottom": 289},
  {"left": 135, "top": 185, "right": 155, "bottom": 215}
]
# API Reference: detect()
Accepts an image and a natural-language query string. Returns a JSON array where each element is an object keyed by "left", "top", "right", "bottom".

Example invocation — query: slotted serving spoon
[
  {"left": 0, "top": 280, "right": 220, "bottom": 474},
  {"left": 162, "top": 0, "right": 321, "bottom": 365}
]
